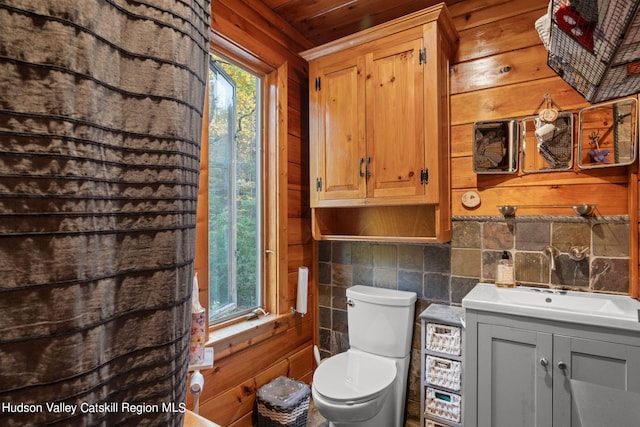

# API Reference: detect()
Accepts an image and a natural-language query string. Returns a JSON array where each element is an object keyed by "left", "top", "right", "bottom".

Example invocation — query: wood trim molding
[
  {"left": 300, "top": 3, "right": 457, "bottom": 61},
  {"left": 195, "top": 79, "right": 210, "bottom": 341},
  {"left": 264, "top": 62, "right": 290, "bottom": 315},
  {"left": 629, "top": 162, "right": 638, "bottom": 298}
]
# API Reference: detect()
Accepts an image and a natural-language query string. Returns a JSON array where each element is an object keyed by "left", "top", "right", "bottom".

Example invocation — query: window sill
[{"left": 207, "top": 312, "right": 292, "bottom": 362}]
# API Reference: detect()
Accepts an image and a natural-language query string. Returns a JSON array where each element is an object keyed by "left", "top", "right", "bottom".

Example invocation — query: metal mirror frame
[
  {"left": 520, "top": 111, "right": 574, "bottom": 173},
  {"left": 578, "top": 97, "right": 638, "bottom": 169},
  {"left": 472, "top": 119, "right": 519, "bottom": 174}
]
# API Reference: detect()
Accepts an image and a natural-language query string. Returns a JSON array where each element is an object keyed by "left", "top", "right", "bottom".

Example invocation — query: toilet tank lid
[{"left": 346, "top": 285, "right": 417, "bottom": 306}]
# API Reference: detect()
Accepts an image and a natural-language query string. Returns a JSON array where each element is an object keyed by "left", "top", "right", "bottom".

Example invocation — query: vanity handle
[
  {"left": 557, "top": 361, "right": 567, "bottom": 370},
  {"left": 539, "top": 358, "right": 549, "bottom": 367},
  {"left": 359, "top": 158, "right": 365, "bottom": 178}
]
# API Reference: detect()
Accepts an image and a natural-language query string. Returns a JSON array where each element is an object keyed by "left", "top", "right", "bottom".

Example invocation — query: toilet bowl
[{"left": 311, "top": 349, "right": 396, "bottom": 425}]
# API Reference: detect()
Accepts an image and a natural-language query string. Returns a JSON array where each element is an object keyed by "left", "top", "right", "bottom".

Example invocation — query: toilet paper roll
[{"left": 296, "top": 266, "right": 309, "bottom": 316}]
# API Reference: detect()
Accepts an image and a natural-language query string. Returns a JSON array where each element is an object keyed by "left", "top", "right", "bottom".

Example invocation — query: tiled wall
[
  {"left": 316, "top": 216, "right": 629, "bottom": 421},
  {"left": 454, "top": 216, "right": 629, "bottom": 292}
]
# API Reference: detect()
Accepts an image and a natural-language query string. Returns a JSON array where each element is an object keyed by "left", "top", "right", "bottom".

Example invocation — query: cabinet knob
[
  {"left": 557, "top": 361, "right": 567, "bottom": 370},
  {"left": 539, "top": 358, "right": 549, "bottom": 367}
]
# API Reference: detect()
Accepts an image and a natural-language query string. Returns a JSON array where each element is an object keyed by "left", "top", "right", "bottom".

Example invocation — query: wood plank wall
[
  {"left": 200, "top": 1, "right": 316, "bottom": 425},
  {"left": 447, "top": 0, "right": 630, "bottom": 218},
  {"left": 446, "top": 0, "right": 637, "bottom": 298}
]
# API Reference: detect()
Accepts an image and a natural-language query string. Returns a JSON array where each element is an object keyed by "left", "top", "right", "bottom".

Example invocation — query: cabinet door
[
  {"left": 366, "top": 38, "right": 426, "bottom": 200},
  {"left": 477, "top": 324, "right": 553, "bottom": 427},
  {"left": 311, "top": 54, "right": 366, "bottom": 205},
  {"left": 553, "top": 335, "right": 640, "bottom": 426}
]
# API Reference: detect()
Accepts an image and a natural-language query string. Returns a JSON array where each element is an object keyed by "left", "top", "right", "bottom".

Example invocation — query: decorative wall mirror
[
  {"left": 521, "top": 111, "right": 574, "bottom": 173},
  {"left": 473, "top": 119, "right": 519, "bottom": 174},
  {"left": 578, "top": 97, "right": 638, "bottom": 169}
]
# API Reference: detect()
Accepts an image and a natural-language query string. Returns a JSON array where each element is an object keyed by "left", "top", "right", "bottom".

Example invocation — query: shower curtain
[{"left": 0, "top": 0, "right": 210, "bottom": 425}]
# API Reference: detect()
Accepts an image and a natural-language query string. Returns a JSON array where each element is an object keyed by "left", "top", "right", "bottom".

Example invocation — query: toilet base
[{"left": 324, "top": 394, "right": 394, "bottom": 427}]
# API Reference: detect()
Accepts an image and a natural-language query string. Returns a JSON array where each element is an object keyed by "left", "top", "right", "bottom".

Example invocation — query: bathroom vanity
[{"left": 462, "top": 283, "right": 640, "bottom": 427}]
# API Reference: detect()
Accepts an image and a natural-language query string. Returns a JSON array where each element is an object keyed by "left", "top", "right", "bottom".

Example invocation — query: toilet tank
[{"left": 346, "top": 285, "right": 417, "bottom": 358}]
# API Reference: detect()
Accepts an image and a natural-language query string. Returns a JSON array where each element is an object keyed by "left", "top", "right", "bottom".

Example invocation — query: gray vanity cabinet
[{"left": 465, "top": 311, "right": 640, "bottom": 427}]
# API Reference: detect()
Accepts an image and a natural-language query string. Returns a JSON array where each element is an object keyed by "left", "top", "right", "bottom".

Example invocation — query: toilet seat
[{"left": 313, "top": 350, "right": 396, "bottom": 405}]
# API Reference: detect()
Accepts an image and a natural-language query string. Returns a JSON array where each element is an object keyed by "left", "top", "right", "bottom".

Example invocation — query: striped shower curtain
[{"left": 0, "top": 0, "right": 210, "bottom": 425}]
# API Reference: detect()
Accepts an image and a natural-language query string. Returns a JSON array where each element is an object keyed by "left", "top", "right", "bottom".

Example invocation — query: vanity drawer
[
  {"left": 425, "top": 420, "right": 453, "bottom": 427},
  {"left": 426, "top": 355, "right": 461, "bottom": 391},
  {"left": 425, "top": 387, "right": 461, "bottom": 423},
  {"left": 426, "top": 323, "right": 461, "bottom": 356}
]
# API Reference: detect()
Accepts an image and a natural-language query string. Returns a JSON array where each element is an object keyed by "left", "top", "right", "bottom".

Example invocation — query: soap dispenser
[{"left": 495, "top": 251, "right": 515, "bottom": 288}]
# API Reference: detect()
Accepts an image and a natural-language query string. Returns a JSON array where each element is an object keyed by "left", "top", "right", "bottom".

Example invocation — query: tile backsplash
[
  {"left": 316, "top": 215, "right": 629, "bottom": 422},
  {"left": 454, "top": 216, "right": 629, "bottom": 293}
]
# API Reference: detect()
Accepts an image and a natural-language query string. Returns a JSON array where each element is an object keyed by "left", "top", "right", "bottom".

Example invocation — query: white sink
[{"left": 462, "top": 283, "right": 640, "bottom": 331}]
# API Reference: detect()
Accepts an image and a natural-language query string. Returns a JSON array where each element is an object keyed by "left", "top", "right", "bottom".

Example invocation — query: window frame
[
  {"left": 207, "top": 55, "right": 263, "bottom": 325},
  {"left": 194, "top": 45, "right": 288, "bottom": 340}
]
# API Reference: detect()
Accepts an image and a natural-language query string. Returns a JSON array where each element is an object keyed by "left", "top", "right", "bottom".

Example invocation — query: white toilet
[{"left": 312, "top": 285, "right": 417, "bottom": 427}]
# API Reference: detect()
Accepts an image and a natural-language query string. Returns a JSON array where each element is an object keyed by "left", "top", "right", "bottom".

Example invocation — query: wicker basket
[{"left": 256, "top": 377, "right": 310, "bottom": 427}]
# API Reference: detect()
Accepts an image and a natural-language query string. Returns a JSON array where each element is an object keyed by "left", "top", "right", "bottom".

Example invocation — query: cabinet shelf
[
  {"left": 423, "top": 349, "right": 462, "bottom": 363},
  {"left": 312, "top": 204, "right": 450, "bottom": 243}
]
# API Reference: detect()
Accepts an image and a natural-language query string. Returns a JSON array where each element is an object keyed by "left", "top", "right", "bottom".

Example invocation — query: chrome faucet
[{"left": 543, "top": 245, "right": 559, "bottom": 271}]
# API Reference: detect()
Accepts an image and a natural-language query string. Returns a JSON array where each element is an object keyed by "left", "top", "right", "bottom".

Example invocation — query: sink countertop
[{"left": 462, "top": 283, "right": 640, "bottom": 331}]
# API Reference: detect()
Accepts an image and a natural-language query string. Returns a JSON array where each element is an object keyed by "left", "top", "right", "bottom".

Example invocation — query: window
[
  {"left": 207, "top": 54, "right": 262, "bottom": 324},
  {"left": 196, "top": 48, "right": 285, "bottom": 334}
]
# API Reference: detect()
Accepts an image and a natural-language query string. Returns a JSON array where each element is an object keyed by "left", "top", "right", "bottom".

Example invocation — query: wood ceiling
[{"left": 262, "top": 0, "right": 463, "bottom": 46}]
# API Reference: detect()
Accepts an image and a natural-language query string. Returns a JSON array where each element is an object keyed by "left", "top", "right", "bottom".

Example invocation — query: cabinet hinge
[
  {"left": 419, "top": 48, "right": 427, "bottom": 65},
  {"left": 420, "top": 168, "right": 429, "bottom": 185},
  {"left": 315, "top": 77, "right": 321, "bottom": 91},
  {"left": 316, "top": 177, "right": 322, "bottom": 191}
]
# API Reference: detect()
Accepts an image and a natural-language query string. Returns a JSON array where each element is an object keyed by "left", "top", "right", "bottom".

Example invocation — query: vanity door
[
  {"left": 476, "top": 324, "right": 553, "bottom": 427},
  {"left": 552, "top": 335, "right": 640, "bottom": 427}
]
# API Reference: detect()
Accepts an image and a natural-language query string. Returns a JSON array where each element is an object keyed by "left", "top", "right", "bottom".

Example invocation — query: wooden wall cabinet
[{"left": 301, "top": 4, "right": 457, "bottom": 243}]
